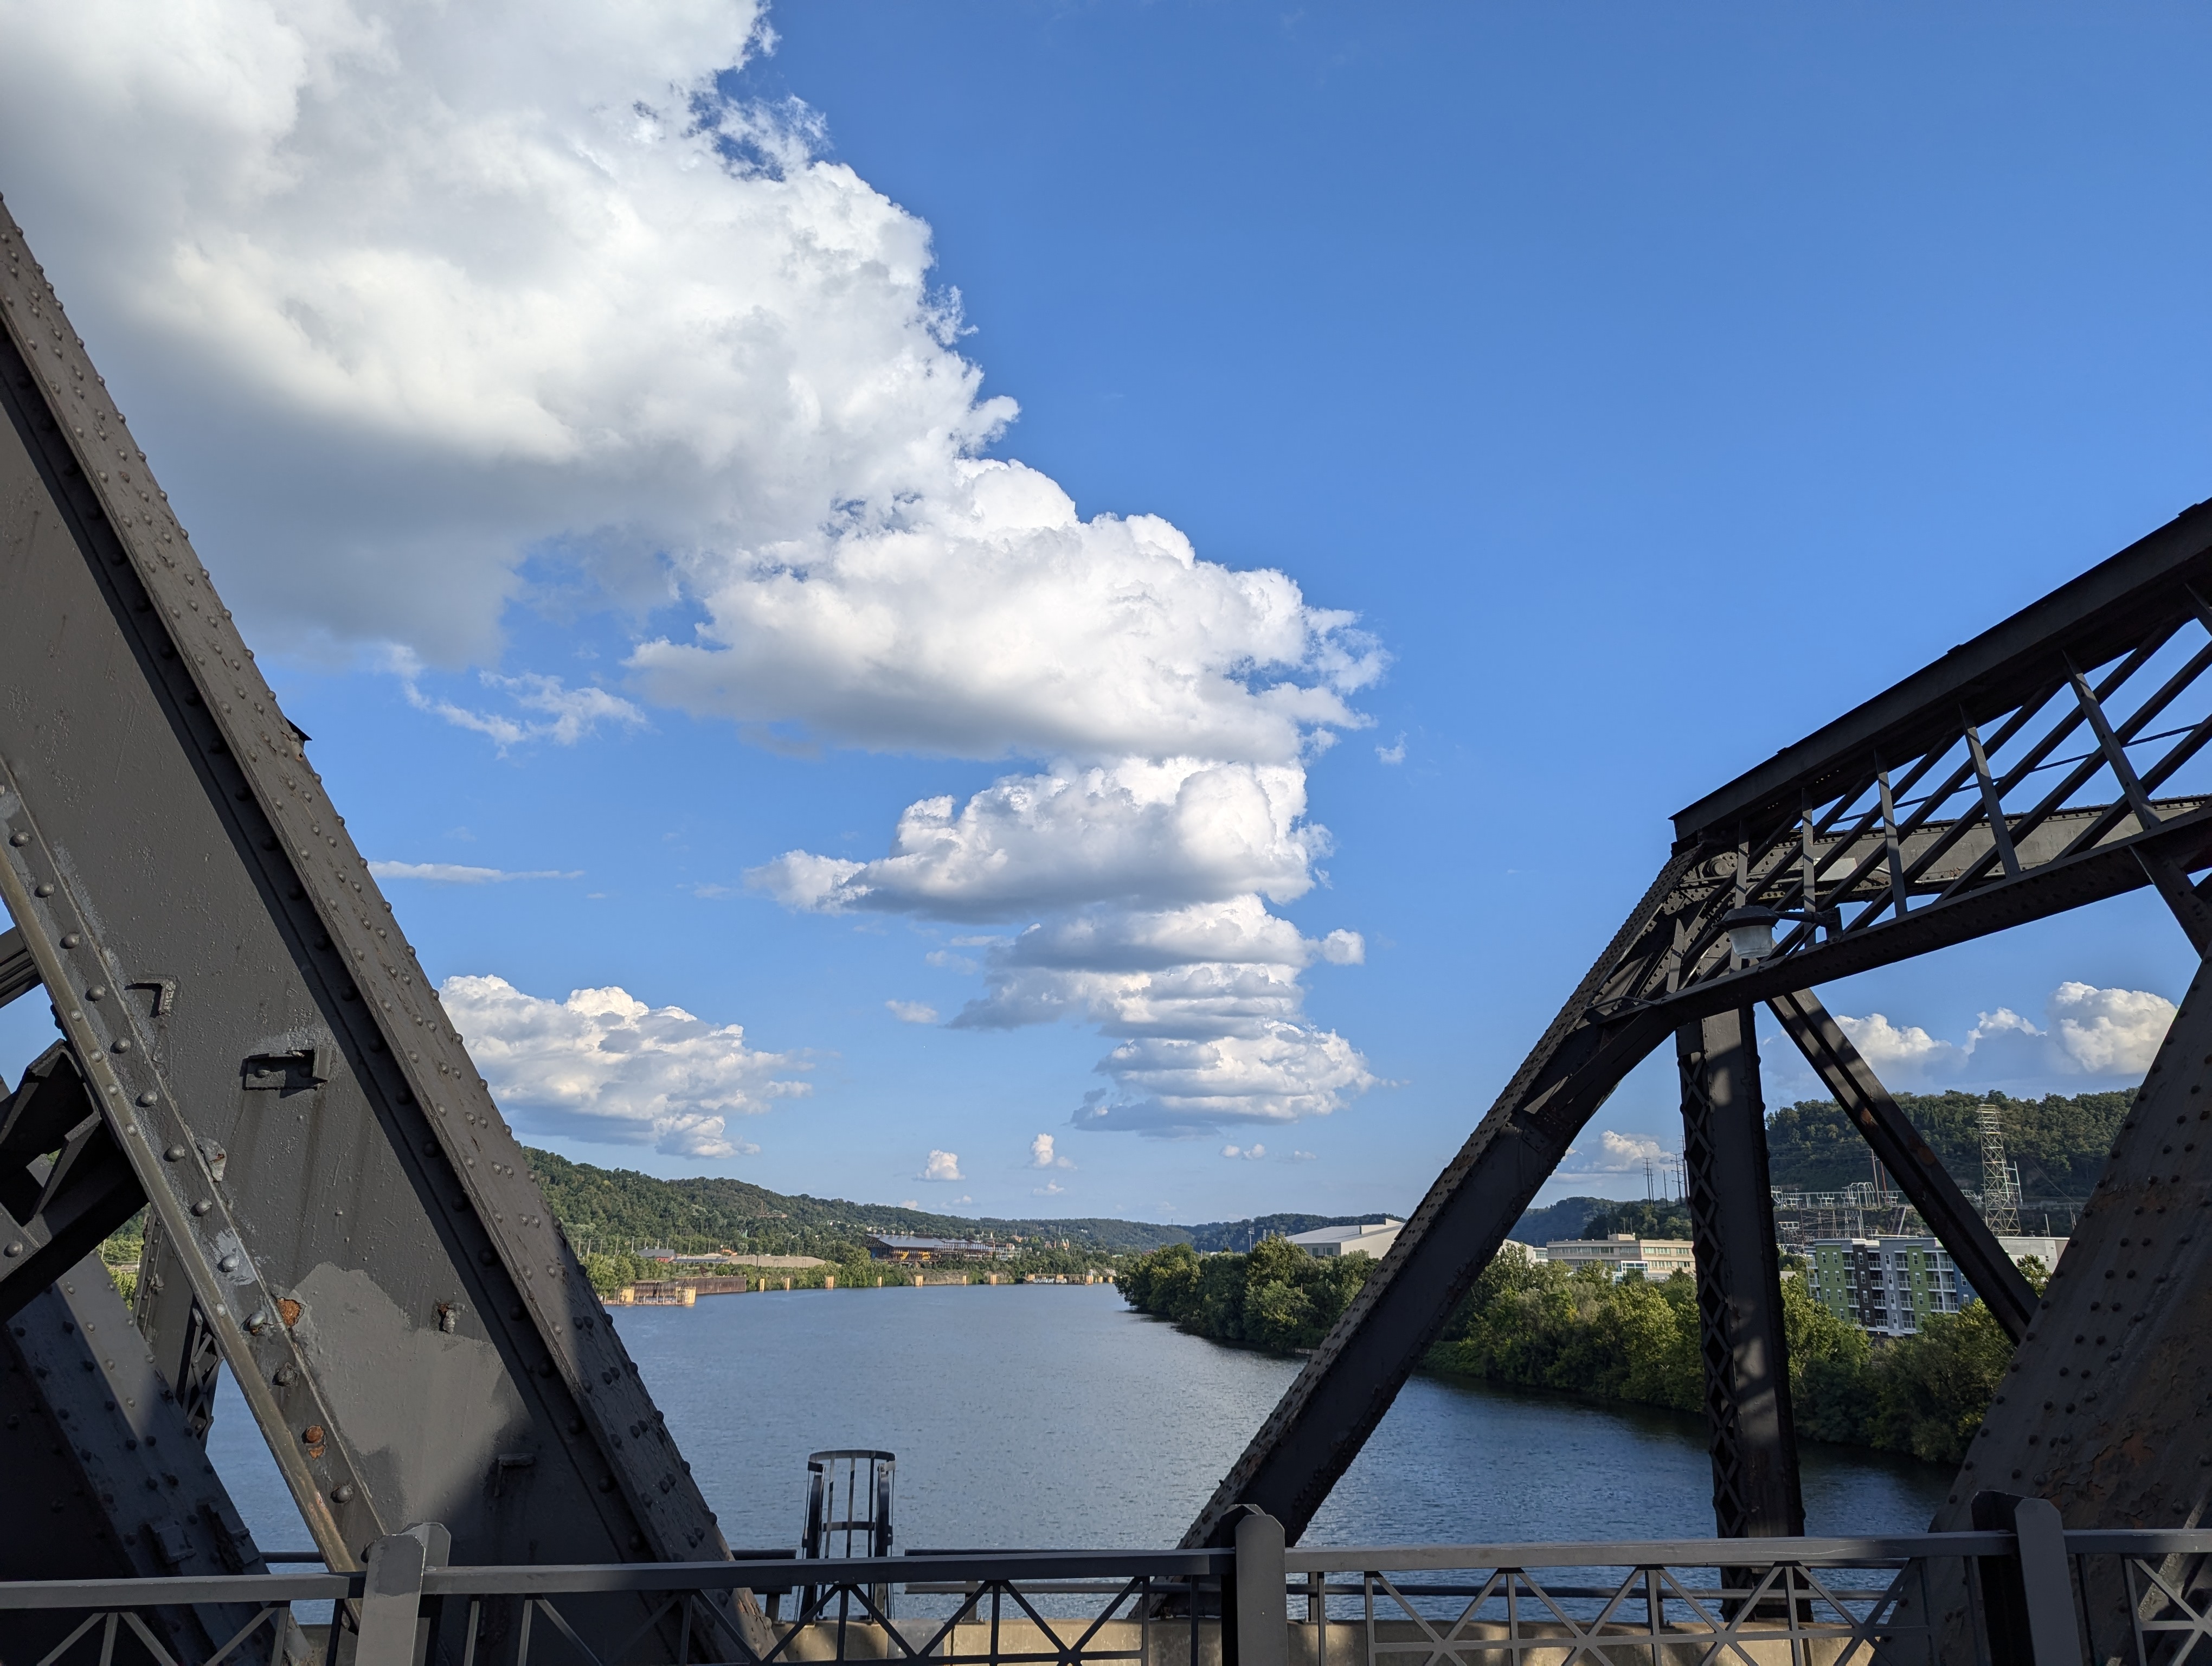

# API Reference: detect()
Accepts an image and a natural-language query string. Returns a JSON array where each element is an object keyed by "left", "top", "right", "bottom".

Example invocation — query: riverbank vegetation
[
  {"left": 573, "top": 1241, "right": 1110, "bottom": 1296},
  {"left": 1115, "top": 1236, "right": 1375, "bottom": 1353},
  {"left": 1117, "top": 1239, "right": 2025, "bottom": 1465}
]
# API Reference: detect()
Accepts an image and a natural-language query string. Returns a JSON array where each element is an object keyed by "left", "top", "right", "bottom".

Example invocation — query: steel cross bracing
[
  {"left": 1189, "top": 494, "right": 2212, "bottom": 1550},
  {"left": 0, "top": 200, "right": 771, "bottom": 1663}
]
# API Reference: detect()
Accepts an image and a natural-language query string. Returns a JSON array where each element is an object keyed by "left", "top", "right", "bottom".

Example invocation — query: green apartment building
[{"left": 1808, "top": 1234, "right": 2066, "bottom": 1336}]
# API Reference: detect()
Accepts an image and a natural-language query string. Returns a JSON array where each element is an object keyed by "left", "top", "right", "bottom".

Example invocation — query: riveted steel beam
[
  {"left": 0, "top": 1043, "right": 148, "bottom": 1323},
  {"left": 2, "top": 1253, "right": 310, "bottom": 1664},
  {"left": 1931, "top": 956, "right": 2212, "bottom": 1527},
  {"left": 1679, "top": 1008, "right": 1803, "bottom": 1540},
  {"left": 1898, "top": 953, "right": 2212, "bottom": 1656},
  {"left": 0, "top": 198, "right": 767, "bottom": 1661},
  {"left": 0, "top": 924, "right": 36, "bottom": 1009}
]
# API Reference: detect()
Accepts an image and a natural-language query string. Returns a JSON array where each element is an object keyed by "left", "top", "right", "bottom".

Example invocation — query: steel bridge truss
[
  {"left": 7, "top": 168, "right": 2212, "bottom": 1661},
  {"left": 1191, "top": 494, "right": 2212, "bottom": 1554},
  {"left": 0, "top": 198, "right": 775, "bottom": 1664}
]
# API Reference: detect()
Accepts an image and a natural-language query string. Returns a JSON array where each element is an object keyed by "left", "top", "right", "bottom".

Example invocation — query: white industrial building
[{"left": 1288, "top": 1219, "right": 1404, "bottom": 1259}]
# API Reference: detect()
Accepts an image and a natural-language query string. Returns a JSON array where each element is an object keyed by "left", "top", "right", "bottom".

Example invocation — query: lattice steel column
[{"left": 1678, "top": 1007, "right": 1804, "bottom": 1539}]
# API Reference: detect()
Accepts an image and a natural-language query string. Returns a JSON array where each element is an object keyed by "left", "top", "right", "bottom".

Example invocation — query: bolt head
[{"left": 8, "top": 831, "right": 28, "bottom": 845}]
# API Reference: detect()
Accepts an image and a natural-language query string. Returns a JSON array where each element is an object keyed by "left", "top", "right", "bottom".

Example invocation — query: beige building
[{"left": 1545, "top": 1234, "right": 1696, "bottom": 1281}]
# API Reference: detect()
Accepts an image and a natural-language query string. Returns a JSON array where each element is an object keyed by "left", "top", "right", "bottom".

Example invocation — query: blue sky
[{"left": 2, "top": 2, "right": 2208, "bottom": 1225}]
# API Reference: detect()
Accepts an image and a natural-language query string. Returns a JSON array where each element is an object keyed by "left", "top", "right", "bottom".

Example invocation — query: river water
[{"left": 210, "top": 1281, "right": 1948, "bottom": 1555}]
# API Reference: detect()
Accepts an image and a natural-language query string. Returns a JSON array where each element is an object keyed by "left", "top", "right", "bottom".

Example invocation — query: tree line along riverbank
[{"left": 1115, "top": 1234, "right": 2036, "bottom": 1466}]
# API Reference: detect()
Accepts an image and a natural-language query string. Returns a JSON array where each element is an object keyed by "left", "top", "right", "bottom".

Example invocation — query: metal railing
[{"left": 7, "top": 1511, "right": 2210, "bottom": 1666}]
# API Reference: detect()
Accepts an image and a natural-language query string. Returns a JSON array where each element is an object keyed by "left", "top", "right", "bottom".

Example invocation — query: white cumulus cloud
[
  {"left": 918, "top": 1150, "right": 963, "bottom": 1182},
  {"left": 440, "top": 973, "right": 806, "bottom": 1157},
  {"left": 2048, "top": 981, "right": 2175, "bottom": 1075},
  {"left": 1220, "top": 1143, "right": 1267, "bottom": 1161},
  {"left": 1029, "top": 1133, "right": 1073, "bottom": 1170},
  {"left": 1831, "top": 981, "right": 2177, "bottom": 1091},
  {"left": 1557, "top": 1130, "right": 1673, "bottom": 1176},
  {"left": 0, "top": 0, "right": 1382, "bottom": 1150},
  {"left": 748, "top": 759, "right": 1327, "bottom": 918},
  {"left": 885, "top": 1000, "right": 938, "bottom": 1025},
  {"left": 950, "top": 898, "right": 1374, "bottom": 1135}
]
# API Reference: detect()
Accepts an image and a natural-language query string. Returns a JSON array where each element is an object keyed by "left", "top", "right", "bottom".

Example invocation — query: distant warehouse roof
[
  {"left": 865, "top": 1233, "right": 1014, "bottom": 1262},
  {"left": 1287, "top": 1219, "right": 1404, "bottom": 1259}
]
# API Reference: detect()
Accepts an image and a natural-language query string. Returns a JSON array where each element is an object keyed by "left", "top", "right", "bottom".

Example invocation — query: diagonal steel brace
[{"left": 1766, "top": 988, "right": 2037, "bottom": 1341}]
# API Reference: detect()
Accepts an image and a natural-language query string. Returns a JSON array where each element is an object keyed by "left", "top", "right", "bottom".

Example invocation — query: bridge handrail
[
  {"left": 1283, "top": 1533, "right": 2016, "bottom": 1570},
  {"left": 15, "top": 1525, "right": 2212, "bottom": 1609},
  {"left": 28, "top": 1527, "right": 2212, "bottom": 1607}
]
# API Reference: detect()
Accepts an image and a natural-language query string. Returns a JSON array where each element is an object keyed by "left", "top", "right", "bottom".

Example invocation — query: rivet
[
  {"left": 217, "top": 1255, "right": 239, "bottom": 1272},
  {"left": 136, "top": 1092, "right": 157, "bottom": 1107},
  {"left": 332, "top": 1483, "right": 355, "bottom": 1503},
  {"left": 110, "top": 1038, "right": 130, "bottom": 1053},
  {"left": 2, "top": 1243, "right": 21, "bottom": 1258},
  {"left": 164, "top": 1145, "right": 185, "bottom": 1162},
  {"left": 191, "top": 1199, "right": 213, "bottom": 1216},
  {"left": 60, "top": 934, "right": 80, "bottom": 948},
  {"left": 33, "top": 882, "right": 53, "bottom": 896},
  {"left": 86, "top": 985, "right": 106, "bottom": 1001},
  {"left": 8, "top": 831, "right": 28, "bottom": 845},
  {"left": 246, "top": 1310, "right": 269, "bottom": 1334}
]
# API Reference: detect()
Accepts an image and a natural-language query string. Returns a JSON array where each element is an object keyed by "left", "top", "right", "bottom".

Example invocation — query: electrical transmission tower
[{"left": 1978, "top": 1102, "right": 2021, "bottom": 1234}]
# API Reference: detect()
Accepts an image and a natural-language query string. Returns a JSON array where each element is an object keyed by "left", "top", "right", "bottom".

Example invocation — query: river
[{"left": 209, "top": 1281, "right": 1948, "bottom": 1555}]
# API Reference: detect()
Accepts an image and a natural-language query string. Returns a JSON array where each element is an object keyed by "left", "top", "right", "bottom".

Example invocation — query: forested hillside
[
  {"left": 522, "top": 1084, "right": 2131, "bottom": 1276},
  {"left": 526, "top": 1150, "right": 1191, "bottom": 1258},
  {"left": 1764, "top": 1087, "right": 2132, "bottom": 1195},
  {"left": 1504, "top": 1196, "right": 1613, "bottom": 1244}
]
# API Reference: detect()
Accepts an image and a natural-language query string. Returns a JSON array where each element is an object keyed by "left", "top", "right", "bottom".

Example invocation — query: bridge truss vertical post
[{"left": 1677, "top": 1006, "right": 1804, "bottom": 1539}]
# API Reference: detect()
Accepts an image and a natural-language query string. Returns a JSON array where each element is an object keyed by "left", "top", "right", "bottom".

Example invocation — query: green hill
[
  {"left": 526, "top": 1150, "right": 1400, "bottom": 1264},
  {"left": 1505, "top": 1195, "right": 1615, "bottom": 1245},
  {"left": 527, "top": 1082, "right": 2130, "bottom": 1272},
  {"left": 526, "top": 1149, "right": 1192, "bottom": 1258},
  {"left": 1764, "top": 1087, "right": 2131, "bottom": 1197}
]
